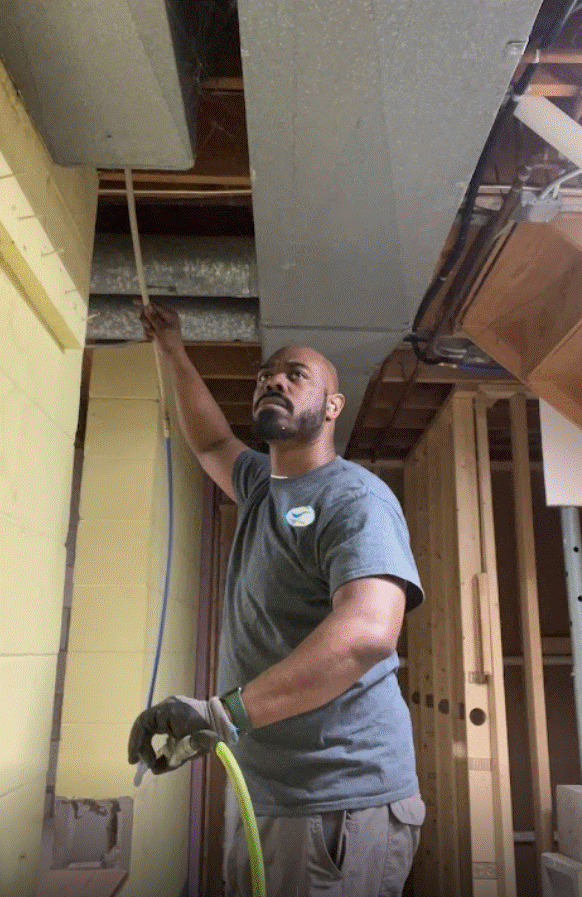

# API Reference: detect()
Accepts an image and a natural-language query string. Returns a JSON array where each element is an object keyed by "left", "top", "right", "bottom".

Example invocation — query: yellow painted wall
[
  {"left": 57, "top": 344, "right": 204, "bottom": 897},
  {"left": 0, "top": 61, "right": 98, "bottom": 897}
]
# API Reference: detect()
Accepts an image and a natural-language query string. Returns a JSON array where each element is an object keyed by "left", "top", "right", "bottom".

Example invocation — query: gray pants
[{"left": 225, "top": 794, "right": 425, "bottom": 897}]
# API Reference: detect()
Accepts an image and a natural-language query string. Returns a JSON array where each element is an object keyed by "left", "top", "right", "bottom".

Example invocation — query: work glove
[{"left": 128, "top": 695, "right": 238, "bottom": 775}]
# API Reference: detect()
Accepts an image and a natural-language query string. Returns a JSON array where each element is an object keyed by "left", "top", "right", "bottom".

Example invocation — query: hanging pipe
[
  {"left": 559, "top": 506, "right": 582, "bottom": 776},
  {"left": 124, "top": 170, "right": 266, "bottom": 897}
]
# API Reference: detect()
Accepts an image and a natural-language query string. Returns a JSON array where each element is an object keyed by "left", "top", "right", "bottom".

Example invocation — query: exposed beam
[
  {"left": 526, "top": 66, "right": 581, "bottom": 97},
  {"left": 186, "top": 343, "right": 261, "bottom": 379}
]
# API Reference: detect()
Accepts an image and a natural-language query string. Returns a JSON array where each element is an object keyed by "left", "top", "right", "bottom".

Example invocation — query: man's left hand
[{"left": 128, "top": 695, "right": 237, "bottom": 774}]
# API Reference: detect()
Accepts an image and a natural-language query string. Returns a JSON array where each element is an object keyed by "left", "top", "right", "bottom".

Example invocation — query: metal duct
[
  {"left": 237, "top": 0, "right": 543, "bottom": 452},
  {"left": 0, "top": 1, "right": 205, "bottom": 168},
  {"left": 91, "top": 234, "right": 258, "bottom": 298},
  {"left": 86, "top": 295, "right": 259, "bottom": 343}
]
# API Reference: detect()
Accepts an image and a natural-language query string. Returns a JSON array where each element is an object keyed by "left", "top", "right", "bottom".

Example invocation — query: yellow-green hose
[{"left": 215, "top": 741, "right": 266, "bottom": 897}]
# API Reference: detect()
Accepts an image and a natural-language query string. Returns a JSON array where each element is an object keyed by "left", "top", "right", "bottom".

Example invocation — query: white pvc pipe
[{"left": 514, "top": 96, "right": 582, "bottom": 171}]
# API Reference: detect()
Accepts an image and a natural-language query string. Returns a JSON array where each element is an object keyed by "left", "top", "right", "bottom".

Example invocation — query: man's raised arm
[{"left": 141, "top": 302, "right": 247, "bottom": 499}]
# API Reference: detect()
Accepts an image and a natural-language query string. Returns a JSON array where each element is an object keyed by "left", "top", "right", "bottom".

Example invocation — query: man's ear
[{"left": 326, "top": 393, "right": 345, "bottom": 420}]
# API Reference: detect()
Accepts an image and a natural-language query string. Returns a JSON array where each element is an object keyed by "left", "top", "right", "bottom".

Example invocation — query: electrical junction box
[{"left": 513, "top": 189, "right": 563, "bottom": 222}]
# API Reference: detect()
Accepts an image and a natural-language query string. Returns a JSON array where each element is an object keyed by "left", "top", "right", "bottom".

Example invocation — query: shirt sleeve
[
  {"left": 319, "top": 489, "right": 424, "bottom": 613},
  {"left": 231, "top": 449, "right": 270, "bottom": 506}
]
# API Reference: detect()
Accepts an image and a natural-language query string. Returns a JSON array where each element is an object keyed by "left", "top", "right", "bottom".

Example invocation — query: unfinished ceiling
[{"left": 5, "top": 0, "right": 582, "bottom": 458}]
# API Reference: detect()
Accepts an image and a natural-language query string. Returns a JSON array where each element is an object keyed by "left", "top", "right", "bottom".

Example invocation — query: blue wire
[
  {"left": 147, "top": 432, "right": 174, "bottom": 708},
  {"left": 134, "top": 431, "right": 174, "bottom": 786},
  {"left": 456, "top": 364, "right": 507, "bottom": 374}
]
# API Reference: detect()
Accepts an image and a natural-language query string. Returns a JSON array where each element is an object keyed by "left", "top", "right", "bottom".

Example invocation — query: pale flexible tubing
[
  {"left": 124, "top": 168, "right": 173, "bottom": 787},
  {"left": 216, "top": 742, "right": 267, "bottom": 897},
  {"left": 124, "top": 167, "right": 169, "bottom": 431}
]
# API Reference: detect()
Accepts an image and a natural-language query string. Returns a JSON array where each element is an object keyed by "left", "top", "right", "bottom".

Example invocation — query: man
[{"left": 129, "top": 302, "right": 425, "bottom": 897}]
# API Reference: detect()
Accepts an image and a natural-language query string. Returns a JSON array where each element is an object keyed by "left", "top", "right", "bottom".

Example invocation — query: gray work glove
[{"left": 128, "top": 695, "right": 237, "bottom": 775}]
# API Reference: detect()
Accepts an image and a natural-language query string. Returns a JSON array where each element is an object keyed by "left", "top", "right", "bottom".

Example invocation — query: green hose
[{"left": 215, "top": 741, "right": 266, "bottom": 897}]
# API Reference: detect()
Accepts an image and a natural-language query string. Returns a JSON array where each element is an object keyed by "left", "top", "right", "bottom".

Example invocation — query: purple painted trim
[{"left": 188, "top": 476, "right": 216, "bottom": 897}]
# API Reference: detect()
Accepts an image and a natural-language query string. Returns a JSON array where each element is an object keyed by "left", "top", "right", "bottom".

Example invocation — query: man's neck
[{"left": 268, "top": 439, "right": 336, "bottom": 478}]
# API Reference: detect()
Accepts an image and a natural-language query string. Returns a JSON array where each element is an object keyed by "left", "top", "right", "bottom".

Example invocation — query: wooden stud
[
  {"left": 451, "top": 392, "right": 500, "bottom": 897},
  {"left": 427, "top": 422, "right": 462, "bottom": 897},
  {"left": 475, "top": 398, "right": 517, "bottom": 897},
  {"left": 509, "top": 393, "right": 553, "bottom": 863}
]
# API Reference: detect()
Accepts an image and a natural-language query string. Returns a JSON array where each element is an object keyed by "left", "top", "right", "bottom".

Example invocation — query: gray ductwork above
[
  {"left": 87, "top": 295, "right": 259, "bottom": 343},
  {"left": 87, "top": 233, "right": 259, "bottom": 342},
  {"left": 91, "top": 234, "right": 258, "bottom": 298},
  {"left": 237, "top": 0, "right": 543, "bottom": 451},
  {"left": 0, "top": 1, "right": 209, "bottom": 168}
]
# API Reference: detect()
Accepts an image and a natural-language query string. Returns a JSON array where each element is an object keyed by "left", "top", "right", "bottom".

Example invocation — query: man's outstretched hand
[
  {"left": 128, "top": 695, "right": 237, "bottom": 774},
  {"left": 140, "top": 302, "right": 185, "bottom": 358}
]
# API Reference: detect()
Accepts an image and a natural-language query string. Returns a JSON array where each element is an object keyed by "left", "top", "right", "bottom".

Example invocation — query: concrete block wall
[
  {"left": 0, "top": 60, "right": 98, "bottom": 897},
  {"left": 56, "top": 344, "right": 204, "bottom": 897}
]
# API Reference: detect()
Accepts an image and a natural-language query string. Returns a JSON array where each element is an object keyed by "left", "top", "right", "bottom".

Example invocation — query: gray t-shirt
[{"left": 217, "top": 450, "right": 423, "bottom": 815}]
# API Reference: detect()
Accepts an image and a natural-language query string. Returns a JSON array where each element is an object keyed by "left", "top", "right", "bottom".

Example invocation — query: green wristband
[{"left": 220, "top": 686, "right": 253, "bottom": 736}]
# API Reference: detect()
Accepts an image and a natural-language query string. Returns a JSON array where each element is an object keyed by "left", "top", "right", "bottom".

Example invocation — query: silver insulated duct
[{"left": 87, "top": 234, "right": 259, "bottom": 342}]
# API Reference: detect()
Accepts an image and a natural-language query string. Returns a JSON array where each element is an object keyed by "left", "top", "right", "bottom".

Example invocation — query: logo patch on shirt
[{"left": 285, "top": 506, "right": 316, "bottom": 527}]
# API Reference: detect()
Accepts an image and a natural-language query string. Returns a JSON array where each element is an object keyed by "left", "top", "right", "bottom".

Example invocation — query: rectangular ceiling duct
[
  {"left": 237, "top": 0, "right": 543, "bottom": 451},
  {"left": 0, "top": 1, "right": 210, "bottom": 168}
]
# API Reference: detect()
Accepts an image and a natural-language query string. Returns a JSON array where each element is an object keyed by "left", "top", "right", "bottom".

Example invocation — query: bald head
[{"left": 266, "top": 345, "right": 340, "bottom": 393}]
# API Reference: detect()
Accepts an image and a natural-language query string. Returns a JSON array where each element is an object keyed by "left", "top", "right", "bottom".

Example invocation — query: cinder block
[
  {"left": 68, "top": 586, "right": 148, "bottom": 654},
  {"left": 0, "top": 373, "right": 74, "bottom": 539},
  {"left": 0, "top": 776, "right": 46, "bottom": 896},
  {"left": 74, "top": 520, "right": 150, "bottom": 587},
  {"left": 90, "top": 344, "right": 159, "bottom": 400},
  {"left": 0, "top": 655, "right": 57, "bottom": 797},
  {"left": 0, "top": 516, "right": 65, "bottom": 655},
  {"left": 79, "top": 455, "right": 155, "bottom": 521},
  {"left": 57, "top": 723, "right": 138, "bottom": 798},
  {"left": 83, "top": 398, "right": 158, "bottom": 459},
  {"left": 61, "top": 651, "right": 144, "bottom": 725},
  {"left": 0, "top": 275, "right": 84, "bottom": 437},
  {"left": 558, "top": 785, "right": 582, "bottom": 862},
  {"left": 542, "top": 853, "right": 582, "bottom": 897}
]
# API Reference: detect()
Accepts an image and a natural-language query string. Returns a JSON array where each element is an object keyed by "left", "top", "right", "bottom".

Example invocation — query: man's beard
[{"left": 251, "top": 396, "right": 327, "bottom": 443}]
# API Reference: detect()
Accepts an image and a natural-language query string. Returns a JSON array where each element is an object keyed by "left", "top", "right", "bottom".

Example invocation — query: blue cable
[
  {"left": 456, "top": 363, "right": 508, "bottom": 374},
  {"left": 134, "top": 429, "right": 174, "bottom": 786}
]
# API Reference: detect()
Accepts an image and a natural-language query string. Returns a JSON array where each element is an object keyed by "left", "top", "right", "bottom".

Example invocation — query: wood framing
[
  {"left": 509, "top": 394, "right": 553, "bottom": 863},
  {"left": 404, "top": 390, "right": 517, "bottom": 897},
  {"left": 459, "top": 222, "right": 582, "bottom": 432},
  {"left": 474, "top": 399, "right": 516, "bottom": 896}
]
